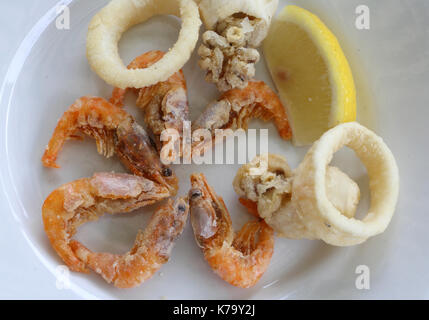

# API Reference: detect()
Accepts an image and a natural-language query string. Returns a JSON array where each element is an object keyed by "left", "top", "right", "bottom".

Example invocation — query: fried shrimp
[
  {"left": 189, "top": 173, "right": 274, "bottom": 288},
  {"left": 42, "top": 172, "right": 171, "bottom": 273},
  {"left": 70, "top": 197, "right": 189, "bottom": 288},
  {"left": 41, "top": 96, "right": 178, "bottom": 194},
  {"left": 110, "top": 51, "right": 190, "bottom": 158},
  {"left": 192, "top": 81, "right": 292, "bottom": 153}
]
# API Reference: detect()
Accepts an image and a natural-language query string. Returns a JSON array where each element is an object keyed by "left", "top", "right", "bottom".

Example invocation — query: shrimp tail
[
  {"left": 41, "top": 96, "right": 131, "bottom": 168},
  {"left": 238, "top": 198, "right": 260, "bottom": 218}
]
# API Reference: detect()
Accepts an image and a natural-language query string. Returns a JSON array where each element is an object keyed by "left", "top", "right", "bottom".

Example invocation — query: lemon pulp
[{"left": 264, "top": 5, "right": 356, "bottom": 146}]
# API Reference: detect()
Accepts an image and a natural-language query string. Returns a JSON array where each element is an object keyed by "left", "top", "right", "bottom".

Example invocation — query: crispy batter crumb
[{"left": 198, "top": 15, "right": 268, "bottom": 92}]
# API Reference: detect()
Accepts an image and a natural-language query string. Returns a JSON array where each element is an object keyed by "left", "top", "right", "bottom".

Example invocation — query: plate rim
[{"left": 0, "top": 0, "right": 99, "bottom": 300}]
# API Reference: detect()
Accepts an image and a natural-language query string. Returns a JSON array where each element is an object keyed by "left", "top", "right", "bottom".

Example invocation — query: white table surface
[{"left": 0, "top": 0, "right": 79, "bottom": 299}]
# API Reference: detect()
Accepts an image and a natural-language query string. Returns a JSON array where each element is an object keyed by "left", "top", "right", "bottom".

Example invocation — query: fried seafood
[
  {"left": 42, "top": 172, "right": 170, "bottom": 273},
  {"left": 192, "top": 81, "right": 292, "bottom": 154},
  {"left": 42, "top": 172, "right": 188, "bottom": 288},
  {"left": 110, "top": 51, "right": 190, "bottom": 158},
  {"left": 197, "top": 0, "right": 278, "bottom": 91},
  {"left": 198, "top": 0, "right": 278, "bottom": 31},
  {"left": 41, "top": 96, "right": 178, "bottom": 194},
  {"left": 189, "top": 173, "right": 274, "bottom": 288},
  {"left": 71, "top": 197, "right": 189, "bottom": 288},
  {"left": 292, "top": 122, "right": 399, "bottom": 246},
  {"left": 233, "top": 154, "right": 360, "bottom": 239},
  {"left": 198, "top": 27, "right": 261, "bottom": 92},
  {"left": 86, "top": 0, "right": 201, "bottom": 89}
]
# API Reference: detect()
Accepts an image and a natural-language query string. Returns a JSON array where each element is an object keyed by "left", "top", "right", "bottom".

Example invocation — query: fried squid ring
[
  {"left": 233, "top": 154, "right": 361, "bottom": 240},
  {"left": 198, "top": 0, "right": 278, "bottom": 30},
  {"left": 292, "top": 122, "right": 399, "bottom": 246},
  {"left": 86, "top": 0, "right": 201, "bottom": 89}
]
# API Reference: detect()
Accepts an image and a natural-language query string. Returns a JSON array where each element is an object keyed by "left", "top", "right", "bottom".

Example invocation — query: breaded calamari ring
[
  {"left": 86, "top": 0, "right": 201, "bottom": 89},
  {"left": 233, "top": 154, "right": 361, "bottom": 240},
  {"left": 198, "top": 0, "right": 278, "bottom": 30},
  {"left": 292, "top": 122, "right": 399, "bottom": 246}
]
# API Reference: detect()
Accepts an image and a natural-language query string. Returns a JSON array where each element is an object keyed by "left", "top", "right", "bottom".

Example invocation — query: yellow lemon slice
[{"left": 264, "top": 5, "right": 356, "bottom": 146}]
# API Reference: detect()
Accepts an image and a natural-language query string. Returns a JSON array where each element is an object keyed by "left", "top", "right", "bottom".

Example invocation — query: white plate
[{"left": 1, "top": 0, "right": 429, "bottom": 299}]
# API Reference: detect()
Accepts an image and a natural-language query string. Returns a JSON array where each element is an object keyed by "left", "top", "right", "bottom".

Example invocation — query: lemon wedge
[{"left": 263, "top": 5, "right": 356, "bottom": 146}]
